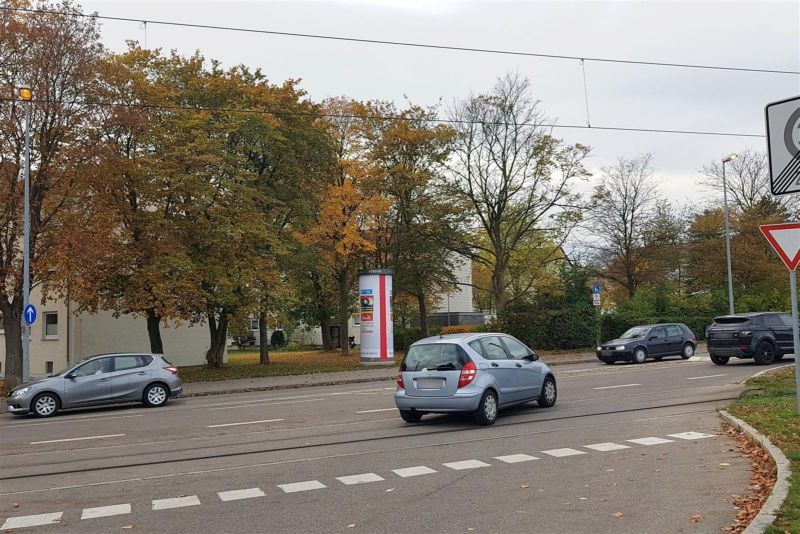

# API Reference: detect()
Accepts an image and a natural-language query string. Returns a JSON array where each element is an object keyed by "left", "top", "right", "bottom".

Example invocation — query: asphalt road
[{"left": 0, "top": 356, "right": 792, "bottom": 533}]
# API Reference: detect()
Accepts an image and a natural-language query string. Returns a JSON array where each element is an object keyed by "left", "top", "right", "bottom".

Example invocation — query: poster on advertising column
[{"left": 358, "top": 269, "right": 394, "bottom": 363}]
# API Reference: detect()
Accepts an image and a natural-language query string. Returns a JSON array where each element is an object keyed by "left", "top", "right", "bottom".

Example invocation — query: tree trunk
[
  {"left": 417, "top": 292, "right": 429, "bottom": 338},
  {"left": 321, "top": 318, "right": 333, "bottom": 350},
  {"left": 145, "top": 308, "right": 164, "bottom": 354},
  {"left": 337, "top": 277, "right": 350, "bottom": 356},
  {"left": 492, "top": 265, "right": 507, "bottom": 315},
  {"left": 258, "top": 310, "right": 269, "bottom": 365},
  {"left": 205, "top": 312, "right": 229, "bottom": 368},
  {"left": 1, "top": 299, "right": 23, "bottom": 389}
]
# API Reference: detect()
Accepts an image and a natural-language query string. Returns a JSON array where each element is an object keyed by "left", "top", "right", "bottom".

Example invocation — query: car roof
[
  {"left": 413, "top": 332, "right": 506, "bottom": 345},
  {"left": 81, "top": 352, "right": 161, "bottom": 361},
  {"left": 714, "top": 312, "right": 782, "bottom": 320}
]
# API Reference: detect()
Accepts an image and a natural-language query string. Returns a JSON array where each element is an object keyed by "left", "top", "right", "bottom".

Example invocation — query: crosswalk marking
[
  {"left": 218, "top": 488, "right": 266, "bottom": 501},
  {"left": 494, "top": 454, "right": 539, "bottom": 463},
  {"left": 627, "top": 437, "right": 674, "bottom": 446},
  {"left": 278, "top": 480, "right": 327, "bottom": 493},
  {"left": 81, "top": 504, "right": 131, "bottom": 519},
  {"left": 392, "top": 466, "right": 438, "bottom": 477},
  {"left": 442, "top": 460, "right": 491, "bottom": 470},
  {"left": 667, "top": 431, "right": 714, "bottom": 440},
  {"left": 152, "top": 496, "right": 201, "bottom": 510},
  {"left": 583, "top": 442, "right": 630, "bottom": 452},
  {"left": 541, "top": 448, "right": 586, "bottom": 457},
  {"left": 1, "top": 512, "right": 63, "bottom": 529},
  {"left": 336, "top": 473, "right": 385, "bottom": 485}
]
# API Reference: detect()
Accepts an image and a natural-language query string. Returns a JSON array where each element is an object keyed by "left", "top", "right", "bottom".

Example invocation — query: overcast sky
[{"left": 84, "top": 0, "right": 800, "bottom": 205}]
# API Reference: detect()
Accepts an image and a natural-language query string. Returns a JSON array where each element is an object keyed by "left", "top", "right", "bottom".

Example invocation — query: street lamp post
[
  {"left": 18, "top": 86, "right": 32, "bottom": 383},
  {"left": 722, "top": 153, "right": 738, "bottom": 315}
]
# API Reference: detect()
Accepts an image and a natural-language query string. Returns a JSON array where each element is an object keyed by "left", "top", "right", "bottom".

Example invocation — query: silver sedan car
[
  {"left": 394, "top": 333, "right": 557, "bottom": 425},
  {"left": 6, "top": 353, "right": 182, "bottom": 417}
]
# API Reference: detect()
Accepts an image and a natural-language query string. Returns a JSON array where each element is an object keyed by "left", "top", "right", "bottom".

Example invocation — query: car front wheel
[
  {"left": 474, "top": 390, "right": 498, "bottom": 426},
  {"left": 143, "top": 383, "right": 169, "bottom": 407},
  {"left": 710, "top": 354, "right": 729, "bottom": 365},
  {"left": 32, "top": 392, "right": 60, "bottom": 418},
  {"left": 538, "top": 376, "right": 557, "bottom": 408},
  {"left": 681, "top": 343, "right": 695, "bottom": 359},
  {"left": 632, "top": 348, "right": 647, "bottom": 364}
]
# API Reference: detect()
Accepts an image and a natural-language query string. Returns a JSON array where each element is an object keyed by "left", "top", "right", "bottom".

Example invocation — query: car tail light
[
  {"left": 163, "top": 365, "right": 179, "bottom": 375},
  {"left": 739, "top": 346, "right": 749, "bottom": 351},
  {"left": 396, "top": 371, "right": 404, "bottom": 389},
  {"left": 458, "top": 361, "right": 478, "bottom": 389}
]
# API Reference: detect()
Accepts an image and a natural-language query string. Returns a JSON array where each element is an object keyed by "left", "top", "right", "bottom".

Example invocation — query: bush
[
  {"left": 499, "top": 300, "right": 598, "bottom": 350},
  {"left": 270, "top": 329, "right": 286, "bottom": 347},
  {"left": 600, "top": 314, "right": 716, "bottom": 341},
  {"left": 394, "top": 327, "right": 423, "bottom": 351},
  {"left": 440, "top": 325, "right": 481, "bottom": 335}
]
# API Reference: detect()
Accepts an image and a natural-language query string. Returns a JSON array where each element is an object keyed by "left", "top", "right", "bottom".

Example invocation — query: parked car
[
  {"left": 394, "top": 333, "right": 557, "bottom": 426},
  {"left": 596, "top": 323, "right": 696, "bottom": 364},
  {"left": 6, "top": 353, "right": 182, "bottom": 417},
  {"left": 707, "top": 312, "right": 794, "bottom": 365}
]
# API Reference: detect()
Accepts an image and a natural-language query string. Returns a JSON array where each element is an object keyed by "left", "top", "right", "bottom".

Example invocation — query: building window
[
  {"left": 44, "top": 312, "right": 58, "bottom": 338},
  {"left": 249, "top": 319, "right": 259, "bottom": 331},
  {"left": 45, "top": 361, "right": 53, "bottom": 374}
]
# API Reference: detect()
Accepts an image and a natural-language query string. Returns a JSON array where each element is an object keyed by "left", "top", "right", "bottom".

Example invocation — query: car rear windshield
[
  {"left": 714, "top": 317, "right": 751, "bottom": 325},
  {"left": 402, "top": 343, "right": 469, "bottom": 371}
]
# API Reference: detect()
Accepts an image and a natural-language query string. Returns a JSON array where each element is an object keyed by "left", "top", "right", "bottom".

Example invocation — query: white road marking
[
  {"left": 592, "top": 383, "right": 641, "bottom": 390},
  {"left": 336, "top": 473, "right": 385, "bottom": 485},
  {"left": 392, "top": 466, "right": 437, "bottom": 478},
  {"left": 668, "top": 431, "right": 715, "bottom": 440},
  {"left": 81, "top": 504, "right": 131, "bottom": 519},
  {"left": 207, "top": 419, "right": 284, "bottom": 428},
  {"left": 494, "top": 454, "right": 539, "bottom": 463},
  {"left": 152, "top": 496, "right": 201, "bottom": 510},
  {"left": 208, "top": 399, "right": 323, "bottom": 411},
  {"left": 541, "top": 448, "right": 586, "bottom": 457},
  {"left": 278, "top": 480, "right": 327, "bottom": 493},
  {"left": 583, "top": 442, "right": 630, "bottom": 452},
  {"left": 356, "top": 408, "right": 396, "bottom": 413},
  {"left": 0, "top": 512, "right": 63, "bottom": 529},
  {"left": 627, "top": 437, "right": 674, "bottom": 446},
  {"left": 197, "top": 387, "right": 388, "bottom": 408},
  {"left": 30, "top": 433, "right": 125, "bottom": 445},
  {"left": 5, "top": 414, "right": 142, "bottom": 428},
  {"left": 685, "top": 374, "right": 728, "bottom": 380},
  {"left": 442, "top": 460, "right": 491, "bottom": 470},
  {"left": 218, "top": 488, "right": 265, "bottom": 501}
]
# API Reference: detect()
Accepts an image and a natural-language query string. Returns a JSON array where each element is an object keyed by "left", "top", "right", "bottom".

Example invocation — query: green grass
[
  {"left": 178, "top": 349, "right": 401, "bottom": 383},
  {"left": 727, "top": 367, "right": 800, "bottom": 534}
]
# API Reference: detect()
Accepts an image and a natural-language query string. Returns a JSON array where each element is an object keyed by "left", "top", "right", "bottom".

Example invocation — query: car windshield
[
  {"left": 619, "top": 327, "right": 650, "bottom": 340},
  {"left": 403, "top": 343, "right": 465, "bottom": 372}
]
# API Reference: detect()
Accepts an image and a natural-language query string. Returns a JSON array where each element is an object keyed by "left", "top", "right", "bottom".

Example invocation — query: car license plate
[{"left": 416, "top": 377, "right": 445, "bottom": 390}]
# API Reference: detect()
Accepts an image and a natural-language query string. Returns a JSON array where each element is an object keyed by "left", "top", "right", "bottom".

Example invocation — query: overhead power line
[
  {"left": 0, "top": 96, "right": 766, "bottom": 138},
  {"left": 3, "top": 5, "right": 799, "bottom": 76}
]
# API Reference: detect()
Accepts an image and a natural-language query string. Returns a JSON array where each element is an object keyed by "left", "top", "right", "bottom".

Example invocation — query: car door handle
[
  {"left": 515, "top": 363, "right": 522, "bottom": 368},
  {"left": 99, "top": 378, "right": 110, "bottom": 382},
  {"left": 491, "top": 362, "right": 499, "bottom": 367},
  {"left": 138, "top": 371, "right": 147, "bottom": 375}
]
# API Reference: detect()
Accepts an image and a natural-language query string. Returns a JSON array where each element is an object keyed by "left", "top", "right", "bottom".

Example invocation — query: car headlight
[
  {"left": 615, "top": 345, "right": 626, "bottom": 351},
  {"left": 597, "top": 346, "right": 602, "bottom": 351},
  {"left": 11, "top": 387, "right": 30, "bottom": 397}
]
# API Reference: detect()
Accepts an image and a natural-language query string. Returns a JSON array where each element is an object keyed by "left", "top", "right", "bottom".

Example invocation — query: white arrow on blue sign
[
  {"left": 23, "top": 304, "right": 37, "bottom": 325},
  {"left": 592, "top": 284, "right": 601, "bottom": 294}
]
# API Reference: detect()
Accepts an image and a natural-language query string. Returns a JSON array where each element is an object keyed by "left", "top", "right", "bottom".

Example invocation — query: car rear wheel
[
  {"left": 399, "top": 410, "right": 422, "bottom": 423},
  {"left": 710, "top": 354, "right": 729, "bottom": 365},
  {"left": 632, "top": 348, "right": 647, "bottom": 364},
  {"left": 32, "top": 393, "right": 60, "bottom": 418},
  {"left": 754, "top": 342, "right": 777, "bottom": 365},
  {"left": 143, "top": 383, "right": 169, "bottom": 407},
  {"left": 473, "top": 390, "right": 498, "bottom": 426},
  {"left": 681, "top": 343, "right": 695, "bottom": 359},
  {"left": 538, "top": 376, "right": 557, "bottom": 408}
]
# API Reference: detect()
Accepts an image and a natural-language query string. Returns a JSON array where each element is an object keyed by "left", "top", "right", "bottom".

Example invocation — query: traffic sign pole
[
  {"left": 791, "top": 270, "right": 800, "bottom": 415},
  {"left": 22, "top": 97, "right": 31, "bottom": 384}
]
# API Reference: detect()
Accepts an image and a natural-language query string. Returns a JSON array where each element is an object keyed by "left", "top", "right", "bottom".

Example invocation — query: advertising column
[{"left": 358, "top": 269, "right": 394, "bottom": 364}]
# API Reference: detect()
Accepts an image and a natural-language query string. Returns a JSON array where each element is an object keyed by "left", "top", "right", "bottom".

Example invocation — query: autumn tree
[
  {"left": 447, "top": 72, "right": 590, "bottom": 313},
  {"left": 0, "top": 1, "right": 104, "bottom": 388}
]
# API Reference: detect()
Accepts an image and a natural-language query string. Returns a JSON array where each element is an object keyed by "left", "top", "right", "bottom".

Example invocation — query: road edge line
[{"left": 718, "top": 409, "right": 791, "bottom": 534}]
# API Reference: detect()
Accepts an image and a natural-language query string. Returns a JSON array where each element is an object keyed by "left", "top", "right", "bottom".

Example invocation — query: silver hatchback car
[
  {"left": 6, "top": 353, "right": 182, "bottom": 417},
  {"left": 394, "top": 333, "right": 556, "bottom": 425}
]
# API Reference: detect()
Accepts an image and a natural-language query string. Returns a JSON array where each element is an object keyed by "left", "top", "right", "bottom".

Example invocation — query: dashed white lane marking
[
  {"left": 583, "top": 442, "right": 631, "bottom": 452},
  {"left": 443, "top": 460, "right": 491, "bottom": 470},
  {"left": 152, "top": 496, "right": 201, "bottom": 510},
  {"left": 207, "top": 419, "right": 284, "bottom": 428},
  {"left": 0, "top": 512, "right": 63, "bottom": 529},
  {"left": 685, "top": 374, "right": 727, "bottom": 380},
  {"left": 668, "top": 432, "right": 715, "bottom": 440},
  {"left": 356, "top": 408, "right": 396, "bottom": 414},
  {"left": 541, "top": 448, "right": 587, "bottom": 457},
  {"left": 81, "top": 504, "right": 131, "bottom": 519},
  {"left": 494, "top": 454, "right": 539, "bottom": 463},
  {"left": 592, "top": 383, "right": 641, "bottom": 390},
  {"left": 336, "top": 473, "right": 385, "bottom": 485},
  {"left": 208, "top": 399, "right": 324, "bottom": 411},
  {"left": 6, "top": 414, "right": 142, "bottom": 428},
  {"left": 392, "top": 466, "right": 438, "bottom": 478},
  {"left": 627, "top": 437, "right": 674, "bottom": 446},
  {"left": 30, "top": 433, "right": 125, "bottom": 445},
  {"left": 278, "top": 480, "right": 327, "bottom": 493},
  {"left": 218, "top": 488, "right": 265, "bottom": 501}
]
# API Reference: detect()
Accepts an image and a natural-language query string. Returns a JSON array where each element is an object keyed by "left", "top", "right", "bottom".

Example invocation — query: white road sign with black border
[{"left": 766, "top": 95, "right": 800, "bottom": 196}]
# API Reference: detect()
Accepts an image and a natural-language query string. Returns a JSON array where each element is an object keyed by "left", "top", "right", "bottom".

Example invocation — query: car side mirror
[
  {"left": 65, "top": 372, "right": 76, "bottom": 379},
  {"left": 525, "top": 353, "right": 539, "bottom": 361},
  {"left": 648, "top": 336, "right": 657, "bottom": 341}
]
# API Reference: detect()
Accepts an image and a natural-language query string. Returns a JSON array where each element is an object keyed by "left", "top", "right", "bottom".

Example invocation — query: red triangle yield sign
[{"left": 760, "top": 222, "right": 800, "bottom": 271}]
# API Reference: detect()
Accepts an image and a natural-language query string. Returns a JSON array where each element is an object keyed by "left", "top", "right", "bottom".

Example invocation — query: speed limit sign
[{"left": 766, "top": 96, "right": 800, "bottom": 196}]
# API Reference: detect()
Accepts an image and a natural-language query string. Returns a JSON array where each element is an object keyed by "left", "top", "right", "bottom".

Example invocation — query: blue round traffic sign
[
  {"left": 23, "top": 304, "right": 37, "bottom": 325},
  {"left": 592, "top": 284, "right": 601, "bottom": 294}
]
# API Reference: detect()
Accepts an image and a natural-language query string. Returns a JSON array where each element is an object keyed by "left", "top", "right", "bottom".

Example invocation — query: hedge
[
  {"left": 394, "top": 327, "right": 423, "bottom": 351},
  {"left": 499, "top": 303, "right": 597, "bottom": 351},
  {"left": 600, "top": 314, "right": 716, "bottom": 341}
]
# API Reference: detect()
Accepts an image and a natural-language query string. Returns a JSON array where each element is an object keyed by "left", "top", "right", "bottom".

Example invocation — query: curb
[
  {"left": 719, "top": 409, "right": 792, "bottom": 534},
  {"left": 180, "top": 356, "right": 598, "bottom": 398}
]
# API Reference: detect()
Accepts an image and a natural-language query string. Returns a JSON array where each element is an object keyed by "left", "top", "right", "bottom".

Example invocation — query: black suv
[{"left": 707, "top": 312, "right": 795, "bottom": 365}]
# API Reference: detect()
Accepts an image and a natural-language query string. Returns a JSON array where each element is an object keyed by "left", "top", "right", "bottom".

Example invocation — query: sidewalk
[{"left": 181, "top": 351, "right": 599, "bottom": 398}]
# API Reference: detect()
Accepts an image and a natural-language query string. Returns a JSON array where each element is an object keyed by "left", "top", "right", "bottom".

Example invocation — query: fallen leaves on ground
[
  {"left": 520, "top": 484, "right": 529, "bottom": 489},
  {"left": 721, "top": 424, "right": 776, "bottom": 534},
  {"left": 690, "top": 514, "right": 702, "bottom": 523},
  {"left": 611, "top": 512, "right": 624, "bottom": 518}
]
